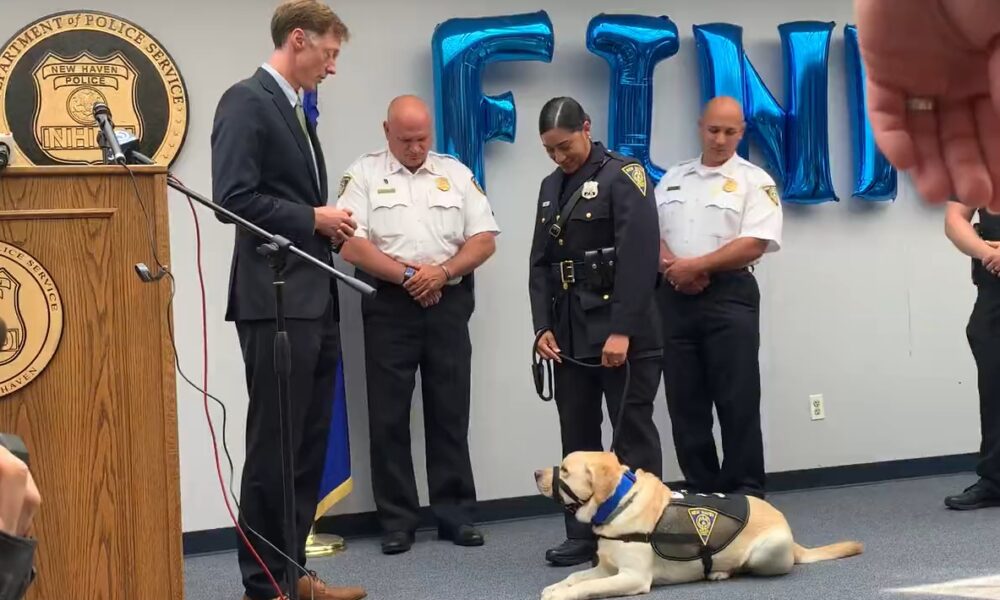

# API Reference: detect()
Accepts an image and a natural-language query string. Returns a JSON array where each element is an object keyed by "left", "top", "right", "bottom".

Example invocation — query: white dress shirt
[
  {"left": 335, "top": 149, "right": 500, "bottom": 267},
  {"left": 654, "top": 153, "right": 783, "bottom": 259}
]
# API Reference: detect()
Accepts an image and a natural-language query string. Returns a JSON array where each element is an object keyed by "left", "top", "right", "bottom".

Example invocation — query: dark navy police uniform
[{"left": 528, "top": 141, "right": 664, "bottom": 543}]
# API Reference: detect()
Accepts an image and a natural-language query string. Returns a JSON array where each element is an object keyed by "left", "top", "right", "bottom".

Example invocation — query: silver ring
[{"left": 906, "top": 97, "right": 936, "bottom": 111}]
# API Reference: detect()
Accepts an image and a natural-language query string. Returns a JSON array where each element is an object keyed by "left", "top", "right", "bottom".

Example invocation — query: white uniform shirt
[
  {"left": 654, "top": 153, "right": 783, "bottom": 259},
  {"left": 335, "top": 149, "right": 500, "bottom": 266}
]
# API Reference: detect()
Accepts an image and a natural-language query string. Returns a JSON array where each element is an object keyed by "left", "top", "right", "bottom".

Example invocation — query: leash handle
[{"left": 531, "top": 329, "right": 630, "bottom": 454}]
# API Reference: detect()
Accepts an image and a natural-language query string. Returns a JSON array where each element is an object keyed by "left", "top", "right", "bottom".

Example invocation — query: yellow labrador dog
[{"left": 534, "top": 451, "right": 862, "bottom": 600}]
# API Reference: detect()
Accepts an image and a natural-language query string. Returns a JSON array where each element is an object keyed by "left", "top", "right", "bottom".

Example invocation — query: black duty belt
[{"left": 550, "top": 248, "right": 617, "bottom": 290}]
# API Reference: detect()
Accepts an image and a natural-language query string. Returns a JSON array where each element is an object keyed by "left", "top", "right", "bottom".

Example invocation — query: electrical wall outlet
[{"left": 810, "top": 394, "right": 825, "bottom": 421}]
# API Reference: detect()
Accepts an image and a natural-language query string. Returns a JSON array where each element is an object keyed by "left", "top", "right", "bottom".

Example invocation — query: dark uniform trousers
[
  {"left": 235, "top": 301, "right": 339, "bottom": 597},
  {"left": 658, "top": 268, "right": 765, "bottom": 496},
  {"left": 967, "top": 268, "right": 1000, "bottom": 490},
  {"left": 361, "top": 281, "right": 477, "bottom": 534},
  {"left": 555, "top": 356, "right": 663, "bottom": 539}
]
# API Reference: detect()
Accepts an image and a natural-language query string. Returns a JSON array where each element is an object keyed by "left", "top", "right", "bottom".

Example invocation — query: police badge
[{"left": 582, "top": 181, "right": 599, "bottom": 199}]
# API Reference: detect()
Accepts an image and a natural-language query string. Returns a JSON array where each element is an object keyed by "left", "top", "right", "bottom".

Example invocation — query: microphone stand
[{"left": 121, "top": 149, "right": 374, "bottom": 600}]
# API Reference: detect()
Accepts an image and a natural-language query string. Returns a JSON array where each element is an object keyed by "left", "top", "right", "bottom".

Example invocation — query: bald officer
[
  {"left": 655, "top": 96, "right": 782, "bottom": 499},
  {"left": 336, "top": 95, "right": 499, "bottom": 555}
]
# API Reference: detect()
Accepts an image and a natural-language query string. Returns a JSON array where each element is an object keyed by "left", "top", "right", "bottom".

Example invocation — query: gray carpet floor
[{"left": 185, "top": 474, "right": 1000, "bottom": 600}]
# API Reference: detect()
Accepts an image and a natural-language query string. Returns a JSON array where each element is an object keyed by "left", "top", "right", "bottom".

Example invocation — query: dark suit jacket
[{"left": 210, "top": 67, "right": 338, "bottom": 322}]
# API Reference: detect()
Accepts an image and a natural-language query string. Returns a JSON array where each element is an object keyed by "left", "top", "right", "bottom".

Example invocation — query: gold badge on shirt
[
  {"left": 723, "top": 178, "right": 737, "bottom": 193},
  {"left": 436, "top": 177, "right": 451, "bottom": 192}
]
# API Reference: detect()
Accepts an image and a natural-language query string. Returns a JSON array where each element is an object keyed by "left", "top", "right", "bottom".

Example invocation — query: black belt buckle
[
  {"left": 559, "top": 260, "right": 576, "bottom": 288},
  {"left": 548, "top": 223, "right": 562, "bottom": 238}
]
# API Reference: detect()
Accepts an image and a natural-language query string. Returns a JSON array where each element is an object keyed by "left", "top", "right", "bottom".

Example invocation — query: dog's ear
[{"left": 587, "top": 457, "right": 617, "bottom": 504}]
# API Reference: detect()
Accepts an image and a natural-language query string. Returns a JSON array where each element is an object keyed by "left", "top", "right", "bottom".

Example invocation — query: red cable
[{"left": 185, "top": 195, "right": 287, "bottom": 600}]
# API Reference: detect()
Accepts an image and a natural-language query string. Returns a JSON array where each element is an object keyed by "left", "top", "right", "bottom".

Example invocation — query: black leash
[{"left": 532, "top": 329, "right": 631, "bottom": 454}]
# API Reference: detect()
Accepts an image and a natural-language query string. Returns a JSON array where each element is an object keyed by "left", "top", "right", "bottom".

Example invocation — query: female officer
[{"left": 528, "top": 97, "right": 664, "bottom": 566}]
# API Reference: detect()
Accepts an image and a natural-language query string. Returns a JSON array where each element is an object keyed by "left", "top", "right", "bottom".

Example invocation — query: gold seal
[
  {"left": 723, "top": 178, "right": 737, "bottom": 193},
  {"left": 436, "top": 177, "right": 451, "bottom": 192},
  {"left": 0, "top": 11, "right": 189, "bottom": 166},
  {"left": 0, "top": 242, "right": 64, "bottom": 398}
]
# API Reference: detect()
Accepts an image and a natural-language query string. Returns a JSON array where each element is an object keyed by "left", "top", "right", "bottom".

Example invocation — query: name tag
[
  {"left": 377, "top": 187, "right": 396, "bottom": 194},
  {"left": 666, "top": 185, "right": 681, "bottom": 191}
]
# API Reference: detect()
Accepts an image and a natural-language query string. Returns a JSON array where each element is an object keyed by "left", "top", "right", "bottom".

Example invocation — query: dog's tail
[{"left": 792, "top": 541, "right": 864, "bottom": 564}]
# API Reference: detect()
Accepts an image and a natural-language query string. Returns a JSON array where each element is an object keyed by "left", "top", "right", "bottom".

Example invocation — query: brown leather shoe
[{"left": 297, "top": 571, "right": 366, "bottom": 600}]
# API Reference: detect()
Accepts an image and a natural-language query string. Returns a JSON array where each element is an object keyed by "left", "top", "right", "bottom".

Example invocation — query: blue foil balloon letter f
[{"left": 431, "top": 11, "right": 554, "bottom": 191}]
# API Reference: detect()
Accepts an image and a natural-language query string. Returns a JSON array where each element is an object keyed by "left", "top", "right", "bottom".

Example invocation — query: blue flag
[
  {"left": 315, "top": 356, "right": 353, "bottom": 520},
  {"left": 306, "top": 89, "right": 353, "bottom": 519},
  {"left": 303, "top": 89, "right": 320, "bottom": 128}
]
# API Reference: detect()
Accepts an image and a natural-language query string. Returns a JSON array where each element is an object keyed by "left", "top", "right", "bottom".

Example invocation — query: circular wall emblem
[
  {"left": 0, "top": 10, "right": 189, "bottom": 165},
  {"left": 0, "top": 242, "right": 63, "bottom": 398}
]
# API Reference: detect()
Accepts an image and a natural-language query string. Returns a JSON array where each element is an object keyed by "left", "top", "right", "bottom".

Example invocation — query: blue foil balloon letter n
[
  {"left": 431, "top": 11, "right": 554, "bottom": 191},
  {"left": 693, "top": 21, "right": 838, "bottom": 204},
  {"left": 844, "top": 24, "right": 897, "bottom": 201},
  {"left": 586, "top": 14, "right": 679, "bottom": 185}
]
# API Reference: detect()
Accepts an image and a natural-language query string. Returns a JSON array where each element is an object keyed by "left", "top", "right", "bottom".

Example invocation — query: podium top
[{"left": 1, "top": 165, "right": 168, "bottom": 177}]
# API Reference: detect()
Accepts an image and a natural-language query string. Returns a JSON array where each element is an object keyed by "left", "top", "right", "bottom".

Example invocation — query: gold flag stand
[{"left": 305, "top": 524, "right": 346, "bottom": 558}]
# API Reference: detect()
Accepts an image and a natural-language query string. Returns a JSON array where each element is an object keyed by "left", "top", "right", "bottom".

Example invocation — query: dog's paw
[
  {"left": 707, "top": 571, "right": 731, "bottom": 582},
  {"left": 541, "top": 583, "right": 572, "bottom": 600}
]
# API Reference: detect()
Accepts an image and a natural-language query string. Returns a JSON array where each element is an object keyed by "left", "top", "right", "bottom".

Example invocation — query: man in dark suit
[{"left": 210, "top": 2, "right": 364, "bottom": 599}]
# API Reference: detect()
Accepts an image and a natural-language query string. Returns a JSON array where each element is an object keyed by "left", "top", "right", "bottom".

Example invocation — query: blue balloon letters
[
  {"left": 431, "top": 11, "right": 554, "bottom": 191},
  {"left": 844, "top": 25, "right": 897, "bottom": 201},
  {"left": 586, "top": 14, "right": 679, "bottom": 184},
  {"left": 694, "top": 21, "right": 837, "bottom": 204}
]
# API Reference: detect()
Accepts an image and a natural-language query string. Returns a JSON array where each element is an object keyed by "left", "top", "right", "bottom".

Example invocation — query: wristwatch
[{"left": 402, "top": 266, "right": 416, "bottom": 283}]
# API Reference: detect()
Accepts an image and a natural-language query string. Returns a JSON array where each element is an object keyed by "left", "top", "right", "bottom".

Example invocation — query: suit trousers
[
  {"left": 235, "top": 302, "right": 339, "bottom": 600},
  {"left": 553, "top": 357, "right": 663, "bottom": 539},
  {"left": 967, "top": 280, "right": 1000, "bottom": 488},
  {"left": 658, "top": 269, "right": 765, "bottom": 497},
  {"left": 362, "top": 283, "right": 477, "bottom": 534}
]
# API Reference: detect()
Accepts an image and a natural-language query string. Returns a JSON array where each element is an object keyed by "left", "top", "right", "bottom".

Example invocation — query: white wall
[{"left": 2, "top": 0, "right": 980, "bottom": 533}]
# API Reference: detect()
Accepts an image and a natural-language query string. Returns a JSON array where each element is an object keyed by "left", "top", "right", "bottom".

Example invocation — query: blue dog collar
[{"left": 592, "top": 469, "right": 637, "bottom": 525}]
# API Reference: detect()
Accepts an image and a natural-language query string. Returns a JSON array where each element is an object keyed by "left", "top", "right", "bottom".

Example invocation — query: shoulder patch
[
  {"left": 762, "top": 184, "right": 780, "bottom": 206},
  {"left": 471, "top": 175, "right": 485, "bottom": 196},
  {"left": 621, "top": 163, "right": 648, "bottom": 196},
  {"left": 338, "top": 174, "right": 352, "bottom": 199}
]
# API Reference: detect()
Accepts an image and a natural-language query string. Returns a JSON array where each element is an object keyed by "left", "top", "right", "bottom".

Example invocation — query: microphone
[
  {"left": 93, "top": 102, "right": 125, "bottom": 164},
  {"left": 114, "top": 130, "right": 155, "bottom": 165},
  {"left": 0, "top": 141, "right": 9, "bottom": 171}
]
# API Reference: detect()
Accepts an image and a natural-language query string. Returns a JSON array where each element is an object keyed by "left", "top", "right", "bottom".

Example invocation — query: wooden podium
[{"left": 0, "top": 166, "right": 183, "bottom": 600}]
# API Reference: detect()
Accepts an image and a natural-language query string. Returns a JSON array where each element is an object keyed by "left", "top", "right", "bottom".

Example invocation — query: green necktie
[{"left": 295, "top": 101, "right": 309, "bottom": 139}]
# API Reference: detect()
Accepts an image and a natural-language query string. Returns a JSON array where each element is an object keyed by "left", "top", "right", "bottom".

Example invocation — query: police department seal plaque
[
  {"left": 0, "top": 10, "right": 189, "bottom": 166},
  {"left": 0, "top": 242, "right": 64, "bottom": 398}
]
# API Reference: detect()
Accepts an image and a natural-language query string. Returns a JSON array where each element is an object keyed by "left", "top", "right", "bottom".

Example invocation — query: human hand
[
  {"left": 403, "top": 264, "right": 448, "bottom": 298},
  {"left": 536, "top": 330, "right": 561, "bottom": 363},
  {"left": 314, "top": 207, "right": 356, "bottom": 241},
  {"left": 855, "top": 0, "right": 1000, "bottom": 210},
  {"left": 0, "top": 446, "right": 39, "bottom": 538},
  {"left": 602, "top": 334, "right": 629, "bottom": 368},
  {"left": 665, "top": 258, "right": 708, "bottom": 289},
  {"left": 671, "top": 272, "right": 710, "bottom": 295},
  {"left": 416, "top": 289, "right": 442, "bottom": 308}
]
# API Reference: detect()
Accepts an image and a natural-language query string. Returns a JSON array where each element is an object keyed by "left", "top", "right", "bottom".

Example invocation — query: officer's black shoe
[
  {"left": 380, "top": 530, "right": 414, "bottom": 555},
  {"left": 945, "top": 480, "right": 1000, "bottom": 510},
  {"left": 545, "top": 539, "right": 597, "bottom": 566},
  {"left": 438, "top": 524, "right": 484, "bottom": 547}
]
